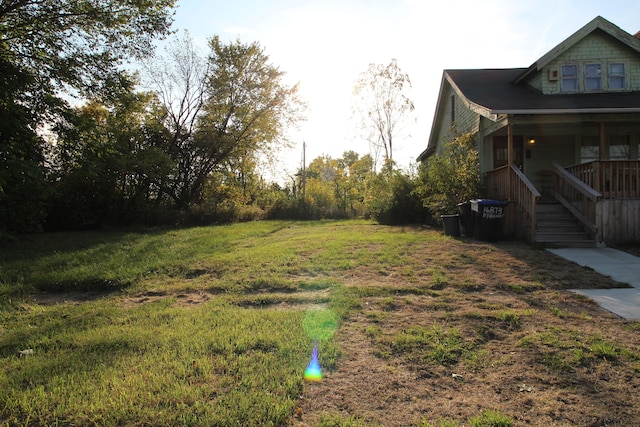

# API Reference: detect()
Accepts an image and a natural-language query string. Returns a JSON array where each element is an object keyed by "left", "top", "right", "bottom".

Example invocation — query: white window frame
[
  {"left": 584, "top": 63, "right": 602, "bottom": 91},
  {"left": 607, "top": 62, "right": 627, "bottom": 90},
  {"left": 561, "top": 64, "right": 579, "bottom": 92}
]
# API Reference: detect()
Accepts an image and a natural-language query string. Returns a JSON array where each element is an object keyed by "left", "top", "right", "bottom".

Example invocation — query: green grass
[
  {"left": 0, "top": 220, "right": 447, "bottom": 426},
  {"left": 517, "top": 327, "right": 639, "bottom": 372},
  {"left": 377, "top": 323, "right": 474, "bottom": 366},
  {"left": 0, "top": 298, "right": 321, "bottom": 426}
]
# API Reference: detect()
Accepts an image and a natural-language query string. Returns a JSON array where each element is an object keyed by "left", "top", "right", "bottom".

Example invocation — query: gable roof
[
  {"left": 514, "top": 16, "right": 640, "bottom": 84},
  {"left": 446, "top": 68, "right": 640, "bottom": 116}
]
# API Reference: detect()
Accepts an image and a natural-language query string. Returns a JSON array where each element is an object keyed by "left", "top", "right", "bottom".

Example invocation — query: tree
[
  {"left": 416, "top": 132, "right": 481, "bottom": 219},
  {"left": 0, "top": 56, "right": 49, "bottom": 232},
  {"left": 165, "top": 35, "right": 304, "bottom": 208},
  {"left": 363, "top": 166, "right": 426, "bottom": 225},
  {"left": 142, "top": 32, "right": 210, "bottom": 208},
  {"left": 353, "top": 59, "right": 415, "bottom": 170},
  {"left": 0, "top": 0, "right": 176, "bottom": 231},
  {"left": 50, "top": 84, "right": 174, "bottom": 228},
  {"left": 292, "top": 152, "right": 373, "bottom": 219},
  {"left": 0, "top": 0, "right": 175, "bottom": 117}
]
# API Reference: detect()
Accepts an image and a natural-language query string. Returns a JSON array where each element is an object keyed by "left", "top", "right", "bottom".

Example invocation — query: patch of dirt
[
  {"left": 116, "top": 289, "right": 212, "bottom": 308},
  {"left": 28, "top": 291, "right": 115, "bottom": 305}
]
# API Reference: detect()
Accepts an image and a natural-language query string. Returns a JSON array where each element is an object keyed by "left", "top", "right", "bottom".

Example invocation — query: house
[{"left": 418, "top": 16, "right": 640, "bottom": 247}]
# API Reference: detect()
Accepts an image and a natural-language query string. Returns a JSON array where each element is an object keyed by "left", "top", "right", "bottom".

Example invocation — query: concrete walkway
[{"left": 547, "top": 248, "right": 640, "bottom": 320}]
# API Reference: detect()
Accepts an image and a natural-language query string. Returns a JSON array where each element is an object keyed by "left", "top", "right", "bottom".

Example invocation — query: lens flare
[
  {"left": 303, "top": 308, "right": 337, "bottom": 342},
  {"left": 304, "top": 343, "right": 322, "bottom": 382}
]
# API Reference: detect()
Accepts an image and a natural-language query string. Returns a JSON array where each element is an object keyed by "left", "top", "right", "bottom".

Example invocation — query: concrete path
[{"left": 547, "top": 248, "right": 640, "bottom": 320}]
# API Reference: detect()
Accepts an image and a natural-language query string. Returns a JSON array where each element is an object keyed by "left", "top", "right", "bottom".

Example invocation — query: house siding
[
  {"left": 432, "top": 83, "right": 480, "bottom": 154},
  {"left": 527, "top": 73, "right": 543, "bottom": 91},
  {"left": 536, "top": 31, "right": 640, "bottom": 94}
]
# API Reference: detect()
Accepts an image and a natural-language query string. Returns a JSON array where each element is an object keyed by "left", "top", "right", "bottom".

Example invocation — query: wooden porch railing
[
  {"left": 566, "top": 160, "right": 640, "bottom": 199},
  {"left": 552, "top": 162, "right": 601, "bottom": 238},
  {"left": 485, "top": 165, "right": 541, "bottom": 242}
]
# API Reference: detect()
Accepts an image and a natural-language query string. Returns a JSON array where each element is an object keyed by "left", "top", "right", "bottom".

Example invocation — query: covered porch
[{"left": 482, "top": 116, "right": 640, "bottom": 246}]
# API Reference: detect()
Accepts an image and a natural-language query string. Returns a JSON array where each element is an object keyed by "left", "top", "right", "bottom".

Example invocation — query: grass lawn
[{"left": 1, "top": 220, "right": 639, "bottom": 426}]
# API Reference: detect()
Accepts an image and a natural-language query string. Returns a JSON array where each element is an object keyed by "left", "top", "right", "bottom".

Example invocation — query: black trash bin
[
  {"left": 441, "top": 214, "right": 460, "bottom": 237},
  {"left": 470, "top": 199, "right": 508, "bottom": 241},
  {"left": 457, "top": 202, "right": 474, "bottom": 237}
]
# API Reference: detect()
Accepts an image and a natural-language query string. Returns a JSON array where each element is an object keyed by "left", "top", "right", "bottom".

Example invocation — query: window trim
[
  {"left": 560, "top": 64, "right": 579, "bottom": 92},
  {"left": 559, "top": 61, "right": 629, "bottom": 93},
  {"left": 607, "top": 61, "right": 627, "bottom": 91},
  {"left": 584, "top": 63, "right": 602, "bottom": 91}
]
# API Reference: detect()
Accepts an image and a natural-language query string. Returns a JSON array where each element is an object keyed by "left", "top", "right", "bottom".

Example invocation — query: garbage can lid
[{"left": 470, "top": 199, "right": 508, "bottom": 206}]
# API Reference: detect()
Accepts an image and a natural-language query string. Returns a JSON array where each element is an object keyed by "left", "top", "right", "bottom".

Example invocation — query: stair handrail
[
  {"left": 511, "top": 165, "right": 541, "bottom": 198},
  {"left": 552, "top": 162, "right": 601, "bottom": 237},
  {"left": 509, "top": 165, "right": 541, "bottom": 243},
  {"left": 485, "top": 165, "right": 540, "bottom": 242}
]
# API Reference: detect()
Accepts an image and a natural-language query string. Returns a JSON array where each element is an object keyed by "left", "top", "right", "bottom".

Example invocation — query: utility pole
[{"left": 302, "top": 140, "right": 306, "bottom": 201}]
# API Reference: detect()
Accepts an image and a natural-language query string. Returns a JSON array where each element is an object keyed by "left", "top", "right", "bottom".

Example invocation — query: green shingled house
[{"left": 419, "top": 16, "right": 640, "bottom": 247}]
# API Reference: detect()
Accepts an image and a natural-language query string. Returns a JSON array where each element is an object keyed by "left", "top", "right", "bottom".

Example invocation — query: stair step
[
  {"left": 534, "top": 202, "right": 596, "bottom": 247},
  {"left": 537, "top": 226, "right": 586, "bottom": 233},
  {"left": 537, "top": 204, "right": 569, "bottom": 213},
  {"left": 539, "top": 218, "right": 576, "bottom": 225},
  {"left": 536, "top": 231, "right": 592, "bottom": 239}
]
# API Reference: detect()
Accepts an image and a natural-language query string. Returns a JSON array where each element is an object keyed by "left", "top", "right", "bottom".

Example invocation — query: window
[
  {"left": 561, "top": 64, "right": 578, "bottom": 92},
  {"left": 493, "top": 136, "right": 523, "bottom": 169},
  {"left": 610, "top": 135, "right": 630, "bottom": 160},
  {"left": 580, "top": 136, "right": 599, "bottom": 163},
  {"left": 608, "top": 63, "right": 626, "bottom": 89},
  {"left": 585, "top": 63, "right": 602, "bottom": 90}
]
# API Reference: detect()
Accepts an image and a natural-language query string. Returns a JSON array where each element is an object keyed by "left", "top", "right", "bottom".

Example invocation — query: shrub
[
  {"left": 364, "top": 167, "right": 429, "bottom": 225},
  {"left": 416, "top": 132, "right": 481, "bottom": 220}
]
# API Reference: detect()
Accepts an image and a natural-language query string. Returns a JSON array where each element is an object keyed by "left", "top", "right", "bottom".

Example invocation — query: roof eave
[{"left": 491, "top": 108, "right": 640, "bottom": 115}]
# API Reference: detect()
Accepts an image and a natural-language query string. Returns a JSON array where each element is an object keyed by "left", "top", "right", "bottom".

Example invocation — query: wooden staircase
[{"left": 534, "top": 202, "right": 597, "bottom": 248}]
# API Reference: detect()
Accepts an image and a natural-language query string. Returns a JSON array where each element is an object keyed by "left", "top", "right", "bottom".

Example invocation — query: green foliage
[
  {"left": 50, "top": 88, "right": 175, "bottom": 229},
  {"left": 364, "top": 166, "right": 428, "bottom": 225},
  {"left": 0, "top": 58, "right": 50, "bottom": 232},
  {"left": 1, "top": 0, "right": 175, "bottom": 231},
  {"left": 300, "top": 152, "right": 373, "bottom": 219},
  {"left": 1, "top": 0, "right": 175, "bottom": 115},
  {"left": 173, "top": 35, "right": 304, "bottom": 209},
  {"left": 416, "top": 132, "right": 481, "bottom": 219}
]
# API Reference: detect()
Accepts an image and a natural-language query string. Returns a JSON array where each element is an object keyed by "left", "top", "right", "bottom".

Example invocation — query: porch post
[
  {"left": 507, "top": 123, "right": 513, "bottom": 201},
  {"left": 507, "top": 124, "right": 514, "bottom": 165},
  {"left": 599, "top": 122, "right": 606, "bottom": 160}
]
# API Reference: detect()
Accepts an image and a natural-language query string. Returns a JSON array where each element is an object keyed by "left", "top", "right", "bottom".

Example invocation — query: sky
[{"left": 166, "top": 0, "right": 640, "bottom": 183}]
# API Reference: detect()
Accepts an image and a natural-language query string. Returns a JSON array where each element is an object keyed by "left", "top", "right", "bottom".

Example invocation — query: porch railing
[
  {"left": 552, "top": 162, "right": 601, "bottom": 238},
  {"left": 485, "top": 165, "right": 540, "bottom": 242},
  {"left": 567, "top": 160, "right": 640, "bottom": 199}
]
